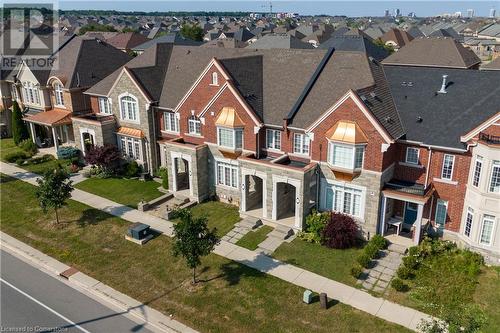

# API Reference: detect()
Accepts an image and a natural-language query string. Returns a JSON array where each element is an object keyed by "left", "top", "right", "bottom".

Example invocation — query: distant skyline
[{"left": 47, "top": 1, "right": 499, "bottom": 17}]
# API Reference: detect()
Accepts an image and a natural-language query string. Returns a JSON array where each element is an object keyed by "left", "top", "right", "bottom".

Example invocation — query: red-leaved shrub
[{"left": 321, "top": 212, "right": 359, "bottom": 249}]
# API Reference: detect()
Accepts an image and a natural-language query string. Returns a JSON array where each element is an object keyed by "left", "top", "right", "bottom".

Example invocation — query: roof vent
[
  {"left": 369, "top": 92, "right": 376, "bottom": 98},
  {"left": 407, "top": 81, "right": 413, "bottom": 87},
  {"left": 401, "top": 81, "right": 407, "bottom": 86},
  {"left": 437, "top": 74, "right": 448, "bottom": 94},
  {"left": 416, "top": 116, "right": 423, "bottom": 123}
]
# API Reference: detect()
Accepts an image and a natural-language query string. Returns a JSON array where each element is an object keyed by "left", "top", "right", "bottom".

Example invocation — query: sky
[{"left": 4, "top": 0, "right": 499, "bottom": 17}]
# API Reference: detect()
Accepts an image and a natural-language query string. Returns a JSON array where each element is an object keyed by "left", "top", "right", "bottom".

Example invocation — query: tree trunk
[
  {"left": 192, "top": 267, "right": 196, "bottom": 284},
  {"left": 54, "top": 207, "right": 59, "bottom": 224}
]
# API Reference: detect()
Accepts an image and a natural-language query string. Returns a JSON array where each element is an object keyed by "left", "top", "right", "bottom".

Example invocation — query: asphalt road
[{"left": 1, "top": 250, "right": 155, "bottom": 333}]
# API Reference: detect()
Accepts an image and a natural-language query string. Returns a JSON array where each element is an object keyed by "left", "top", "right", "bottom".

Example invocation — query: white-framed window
[
  {"left": 464, "top": 207, "right": 474, "bottom": 237},
  {"left": 266, "top": 129, "right": 281, "bottom": 150},
  {"left": 328, "top": 142, "right": 365, "bottom": 169},
  {"left": 293, "top": 133, "right": 310, "bottom": 155},
  {"left": 217, "top": 127, "right": 243, "bottom": 150},
  {"left": 435, "top": 199, "right": 448, "bottom": 225},
  {"left": 211, "top": 72, "right": 218, "bottom": 86},
  {"left": 441, "top": 154, "right": 455, "bottom": 180},
  {"left": 22, "top": 82, "right": 40, "bottom": 105},
  {"left": 216, "top": 161, "right": 238, "bottom": 188},
  {"left": 188, "top": 115, "right": 201, "bottom": 135},
  {"left": 322, "top": 182, "right": 364, "bottom": 218},
  {"left": 472, "top": 156, "right": 483, "bottom": 187},
  {"left": 479, "top": 215, "right": 495, "bottom": 245},
  {"left": 489, "top": 161, "right": 500, "bottom": 193},
  {"left": 11, "top": 85, "right": 18, "bottom": 100},
  {"left": 164, "top": 111, "right": 179, "bottom": 133},
  {"left": 405, "top": 147, "right": 419, "bottom": 164},
  {"left": 119, "top": 95, "right": 139, "bottom": 122},
  {"left": 118, "top": 135, "right": 142, "bottom": 161},
  {"left": 98, "top": 97, "right": 111, "bottom": 114},
  {"left": 54, "top": 82, "right": 64, "bottom": 106}
]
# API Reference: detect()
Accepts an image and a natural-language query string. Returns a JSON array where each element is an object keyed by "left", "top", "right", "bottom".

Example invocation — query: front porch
[{"left": 380, "top": 180, "right": 434, "bottom": 246}]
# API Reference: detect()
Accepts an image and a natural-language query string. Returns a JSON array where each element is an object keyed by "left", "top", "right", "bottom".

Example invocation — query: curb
[{"left": 0, "top": 231, "right": 198, "bottom": 333}]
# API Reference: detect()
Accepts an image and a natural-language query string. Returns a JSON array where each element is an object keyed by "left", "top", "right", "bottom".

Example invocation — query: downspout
[
  {"left": 316, "top": 143, "right": 322, "bottom": 209},
  {"left": 424, "top": 147, "right": 432, "bottom": 188}
]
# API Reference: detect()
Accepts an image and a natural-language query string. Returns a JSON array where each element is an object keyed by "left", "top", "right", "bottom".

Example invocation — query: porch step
[
  {"left": 387, "top": 243, "right": 408, "bottom": 255},
  {"left": 267, "top": 225, "right": 294, "bottom": 240},
  {"left": 236, "top": 217, "right": 263, "bottom": 230}
]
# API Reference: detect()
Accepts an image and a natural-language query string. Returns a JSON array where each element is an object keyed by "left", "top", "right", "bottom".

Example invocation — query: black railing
[{"left": 479, "top": 132, "right": 500, "bottom": 145}]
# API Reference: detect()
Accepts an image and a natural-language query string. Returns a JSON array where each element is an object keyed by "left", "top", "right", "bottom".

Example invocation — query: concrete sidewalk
[
  {"left": 0, "top": 231, "right": 197, "bottom": 333},
  {"left": 1, "top": 161, "right": 433, "bottom": 331}
]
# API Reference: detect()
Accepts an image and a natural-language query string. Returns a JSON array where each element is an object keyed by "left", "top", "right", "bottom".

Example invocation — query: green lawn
[
  {"left": 236, "top": 225, "right": 273, "bottom": 250},
  {"left": 0, "top": 174, "right": 410, "bottom": 333},
  {"left": 0, "top": 138, "right": 23, "bottom": 161},
  {"left": 475, "top": 267, "right": 500, "bottom": 332},
  {"left": 273, "top": 238, "right": 365, "bottom": 286},
  {"left": 75, "top": 177, "right": 164, "bottom": 209},
  {"left": 187, "top": 201, "right": 241, "bottom": 237}
]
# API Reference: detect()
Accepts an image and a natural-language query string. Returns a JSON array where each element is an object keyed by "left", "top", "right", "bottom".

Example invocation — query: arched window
[
  {"left": 120, "top": 95, "right": 138, "bottom": 122},
  {"left": 211, "top": 72, "right": 218, "bottom": 86},
  {"left": 188, "top": 115, "right": 201, "bottom": 135},
  {"left": 54, "top": 82, "right": 64, "bottom": 106}
]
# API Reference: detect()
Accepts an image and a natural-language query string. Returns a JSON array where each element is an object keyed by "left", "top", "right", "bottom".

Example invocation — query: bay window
[
  {"left": 328, "top": 142, "right": 365, "bottom": 170},
  {"left": 217, "top": 127, "right": 243, "bottom": 150},
  {"left": 441, "top": 154, "right": 454, "bottom": 180},
  {"left": 54, "top": 82, "right": 64, "bottom": 106},
  {"left": 118, "top": 135, "right": 142, "bottom": 161},
  {"left": 266, "top": 129, "right": 281, "bottom": 150},
  {"left": 489, "top": 161, "right": 500, "bottom": 193},
  {"left": 479, "top": 215, "right": 495, "bottom": 245},
  {"left": 464, "top": 207, "right": 474, "bottom": 237},
  {"left": 293, "top": 133, "right": 310, "bottom": 155},
  {"left": 322, "top": 182, "right": 364, "bottom": 218},
  {"left": 98, "top": 97, "right": 111, "bottom": 114},
  {"left": 472, "top": 156, "right": 482, "bottom": 187},
  {"left": 120, "top": 95, "right": 138, "bottom": 122},
  {"left": 164, "top": 111, "right": 179, "bottom": 133},
  {"left": 216, "top": 161, "right": 238, "bottom": 188},
  {"left": 188, "top": 116, "right": 201, "bottom": 135}
]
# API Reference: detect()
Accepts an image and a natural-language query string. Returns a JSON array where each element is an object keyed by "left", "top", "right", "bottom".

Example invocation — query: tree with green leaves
[
  {"left": 180, "top": 24, "right": 204, "bottom": 41},
  {"left": 11, "top": 100, "right": 29, "bottom": 145},
  {"left": 35, "top": 167, "right": 74, "bottom": 224},
  {"left": 79, "top": 23, "right": 117, "bottom": 35},
  {"left": 172, "top": 209, "right": 219, "bottom": 283}
]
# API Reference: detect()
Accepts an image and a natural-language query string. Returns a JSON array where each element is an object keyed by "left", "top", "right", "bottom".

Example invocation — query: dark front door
[
  {"left": 82, "top": 132, "right": 94, "bottom": 154},
  {"left": 403, "top": 202, "right": 418, "bottom": 225}
]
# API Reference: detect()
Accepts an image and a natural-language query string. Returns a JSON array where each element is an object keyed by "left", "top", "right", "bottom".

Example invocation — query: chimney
[{"left": 437, "top": 74, "right": 448, "bottom": 94}]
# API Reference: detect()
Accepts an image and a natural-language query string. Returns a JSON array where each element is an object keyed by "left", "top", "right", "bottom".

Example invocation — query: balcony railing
[{"left": 479, "top": 132, "right": 500, "bottom": 145}]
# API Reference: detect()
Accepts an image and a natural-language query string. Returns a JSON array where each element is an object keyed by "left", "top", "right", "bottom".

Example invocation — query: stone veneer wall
[{"left": 72, "top": 119, "right": 116, "bottom": 152}]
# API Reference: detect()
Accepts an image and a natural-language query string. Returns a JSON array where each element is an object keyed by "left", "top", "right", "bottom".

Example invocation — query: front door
[
  {"left": 403, "top": 202, "right": 418, "bottom": 225},
  {"left": 82, "top": 132, "right": 95, "bottom": 155}
]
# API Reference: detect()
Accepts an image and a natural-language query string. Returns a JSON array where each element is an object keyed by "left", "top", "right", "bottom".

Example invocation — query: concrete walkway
[
  {"left": 357, "top": 249, "right": 403, "bottom": 294},
  {"left": 0, "top": 162, "right": 433, "bottom": 332}
]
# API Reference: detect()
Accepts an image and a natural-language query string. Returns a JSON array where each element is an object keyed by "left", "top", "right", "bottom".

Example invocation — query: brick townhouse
[
  {"left": 1, "top": 35, "right": 131, "bottom": 154},
  {"left": 81, "top": 42, "right": 499, "bottom": 262}
]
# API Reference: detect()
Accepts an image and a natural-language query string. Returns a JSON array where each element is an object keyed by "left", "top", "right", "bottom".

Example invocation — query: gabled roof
[
  {"left": 384, "top": 66, "right": 500, "bottom": 149},
  {"left": 382, "top": 37, "right": 481, "bottom": 69},
  {"left": 319, "top": 35, "right": 389, "bottom": 61},
  {"left": 380, "top": 28, "right": 414, "bottom": 48},
  {"left": 246, "top": 33, "right": 313, "bottom": 50},
  {"left": 106, "top": 32, "right": 148, "bottom": 50},
  {"left": 133, "top": 33, "right": 203, "bottom": 51}
]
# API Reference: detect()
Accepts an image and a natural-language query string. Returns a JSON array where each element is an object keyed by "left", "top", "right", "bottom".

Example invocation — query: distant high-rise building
[
  {"left": 394, "top": 8, "right": 401, "bottom": 17},
  {"left": 490, "top": 8, "right": 496, "bottom": 18},
  {"left": 384, "top": 9, "right": 390, "bottom": 17},
  {"left": 408, "top": 12, "right": 416, "bottom": 18},
  {"left": 467, "top": 9, "right": 474, "bottom": 18},
  {"left": 454, "top": 11, "right": 462, "bottom": 18}
]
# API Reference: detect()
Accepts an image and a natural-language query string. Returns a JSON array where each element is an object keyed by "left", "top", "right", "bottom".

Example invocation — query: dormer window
[
  {"left": 325, "top": 120, "right": 367, "bottom": 172},
  {"left": 211, "top": 72, "right": 218, "bottom": 86},
  {"left": 215, "top": 107, "right": 245, "bottom": 150},
  {"left": 54, "top": 82, "right": 64, "bottom": 106},
  {"left": 188, "top": 115, "right": 201, "bottom": 135}
]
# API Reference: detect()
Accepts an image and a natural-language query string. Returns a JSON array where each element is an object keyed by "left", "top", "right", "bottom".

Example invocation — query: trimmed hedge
[
  {"left": 356, "top": 253, "right": 371, "bottom": 268},
  {"left": 5, "top": 151, "right": 30, "bottom": 163}
]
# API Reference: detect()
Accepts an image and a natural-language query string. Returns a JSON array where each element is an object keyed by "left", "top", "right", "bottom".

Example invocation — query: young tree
[
  {"left": 180, "top": 24, "right": 204, "bottom": 41},
  {"left": 84, "top": 144, "right": 121, "bottom": 173},
  {"left": 321, "top": 212, "right": 359, "bottom": 249},
  {"left": 172, "top": 209, "right": 219, "bottom": 283},
  {"left": 35, "top": 167, "right": 74, "bottom": 224},
  {"left": 11, "top": 100, "right": 29, "bottom": 145}
]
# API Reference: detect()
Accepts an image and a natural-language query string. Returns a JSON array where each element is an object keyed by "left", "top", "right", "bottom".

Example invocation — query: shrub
[
  {"left": 4, "top": 151, "right": 29, "bottom": 163},
  {"left": 11, "top": 101, "right": 29, "bottom": 145},
  {"left": 407, "top": 246, "right": 419, "bottom": 257},
  {"left": 16, "top": 158, "right": 26, "bottom": 166},
  {"left": 397, "top": 266, "right": 413, "bottom": 280},
  {"left": 159, "top": 167, "right": 169, "bottom": 189},
  {"left": 84, "top": 145, "right": 121, "bottom": 172},
  {"left": 370, "top": 234, "right": 387, "bottom": 250},
  {"left": 297, "top": 231, "right": 318, "bottom": 243},
  {"left": 391, "top": 278, "right": 408, "bottom": 292},
  {"left": 57, "top": 146, "right": 80, "bottom": 160},
  {"left": 30, "top": 154, "right": 55, "bottom": 165},
  {"left": 402, "top": 255, "right": 419, "bottom": 270},
  {"left": 356, "top": 253, "right": 371, "bottom": 268},
  {"left": 350, "top": 264, "right": 363, "bottom": 278},
  {"left": 321, "top": 212, "right": 358, "bottom": 249},
  {"left": 304, "top": 210, "right": 329, "bottom": 243},
  {"left": 124, "top": 160, "right": 140, "bottom": 178},
  {"left": 364, "top": 243, "right": 380, "bottom": 259},
  {"left": 19, "top": 139, "right": 37, "bottom": 155}
]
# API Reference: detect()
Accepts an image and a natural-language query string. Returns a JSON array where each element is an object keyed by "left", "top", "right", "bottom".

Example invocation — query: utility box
[
  {"left": 126, "top": 223, "right": 153, "bottom": 245},
  {"left": 303, "top": 290, "right": 313, "bottom": 304}
]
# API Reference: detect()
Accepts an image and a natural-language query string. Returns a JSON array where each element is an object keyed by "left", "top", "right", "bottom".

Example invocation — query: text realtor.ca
[{"left": 1, "top": 57, "right": 55, "bottom": 70}]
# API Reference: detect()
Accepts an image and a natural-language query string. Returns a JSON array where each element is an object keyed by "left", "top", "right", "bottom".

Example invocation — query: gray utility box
[{"left": 126, "top": 223, "right": 153, "bottom": 245}]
